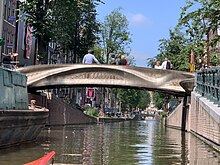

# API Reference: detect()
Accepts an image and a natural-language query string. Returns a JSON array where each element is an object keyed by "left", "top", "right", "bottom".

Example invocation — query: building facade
[
  {"left": 0, "top": 1, "right": 4, "bottom": 56},
  {"left": 2, "top": 0, "right": 17, "bottom": 58},
  {"left": 0, "top": 0, "right": 37, "bottom": 66}
]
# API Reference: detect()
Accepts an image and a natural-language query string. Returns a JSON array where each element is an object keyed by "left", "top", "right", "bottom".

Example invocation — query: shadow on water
[{"left": 0, "top": 120, "right": 219, "bottom": 165}]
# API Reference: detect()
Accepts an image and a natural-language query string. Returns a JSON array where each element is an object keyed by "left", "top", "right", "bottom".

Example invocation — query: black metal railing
[{"left": 196, "top": 68, "right": 220, "bottom": 106}]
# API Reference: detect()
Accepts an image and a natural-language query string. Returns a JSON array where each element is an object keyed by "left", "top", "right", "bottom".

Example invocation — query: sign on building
[{"left": 87, "top": 88, "right": 95, "bottom": 98}]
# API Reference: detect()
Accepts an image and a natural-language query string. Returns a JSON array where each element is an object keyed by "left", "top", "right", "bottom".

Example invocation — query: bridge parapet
[{"left": 196, "top": 68, "right": 220, "bottom": 106}]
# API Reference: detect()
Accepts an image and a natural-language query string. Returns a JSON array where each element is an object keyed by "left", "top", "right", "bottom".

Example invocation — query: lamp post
[{"left": 206, "top": 32, "right": 210, "bottom": 67}]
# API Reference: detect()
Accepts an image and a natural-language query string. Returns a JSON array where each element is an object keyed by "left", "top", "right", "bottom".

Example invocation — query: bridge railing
[{"left": 196, "top": 68, "right": 220, "bottom": 106}]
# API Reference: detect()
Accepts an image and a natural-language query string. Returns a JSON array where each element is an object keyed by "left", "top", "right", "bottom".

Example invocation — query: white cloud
[{"left": 128, "top": 13, "right": 150, "bottom": 27}]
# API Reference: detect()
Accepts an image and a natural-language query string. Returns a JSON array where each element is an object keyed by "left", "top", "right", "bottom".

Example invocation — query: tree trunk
[{"left": 37, "top": 35, "right": 48, "bottom": 64}]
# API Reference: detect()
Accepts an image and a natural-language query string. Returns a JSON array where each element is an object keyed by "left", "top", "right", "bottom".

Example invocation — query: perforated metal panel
[{"left": 0, "top": 67, "right": 28, "bottom": 110}]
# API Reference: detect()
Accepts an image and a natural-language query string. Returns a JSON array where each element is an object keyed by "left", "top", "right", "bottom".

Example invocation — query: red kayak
[{"left": 24, "top": 151, "right": 55, "bottom": 165}]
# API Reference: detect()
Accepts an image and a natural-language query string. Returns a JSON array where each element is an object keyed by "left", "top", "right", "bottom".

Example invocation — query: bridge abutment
[
  {"left": 166, "top": 96, "right": 190, "bottom": 132},
  {"left": 166, "top": 91, "right": 220, "bottom": 151},
  {"left": 29, "top": 93, "right": 97, "bottom": 125},
  {"left": 190, "top": 91, "right": 220, "bottom": 151}
]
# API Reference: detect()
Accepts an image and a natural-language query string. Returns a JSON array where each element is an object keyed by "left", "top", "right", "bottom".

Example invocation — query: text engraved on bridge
[{"left": 70, "top": 72, "right": 124, "bottom": 80}]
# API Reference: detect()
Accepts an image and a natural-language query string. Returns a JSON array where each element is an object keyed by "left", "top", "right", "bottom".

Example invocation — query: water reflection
[{"left": 0, "top": 120, "right": 219, "bottom": 165}]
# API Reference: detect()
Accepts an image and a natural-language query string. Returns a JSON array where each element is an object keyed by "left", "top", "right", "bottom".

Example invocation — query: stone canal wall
[
  {"left": 47, "top": 94, "right": 97, "bottom": 125},
  {"left": 190, "top": 91, "right": 220, "bottom": 151},
  {"left": 166, "top": 102, "right": 183, "bottom": 130},
  {"left": 29, "top": 93, "right": 97, "bottom": 125},
  {"left": 166, "top": 92, "right": 220, "bottom": 151}
]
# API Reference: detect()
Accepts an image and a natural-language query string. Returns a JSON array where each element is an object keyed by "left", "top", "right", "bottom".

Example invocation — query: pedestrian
[
  {"left": 98, "top": 108, "right": 104, "bottom": 117},
  {"left": 161, "top": 58, "right": 171, "bottom": 70},
  {"left": 170, "top": 62, "right": 173, "bottom": 70},
  {"left": 82, "top": 50, "right": 100, "bottom": 64},
  {"left": 109, "top": 53, "right": 117, "bottom": 65},
  {"left": 198, "top": 57, "right": 205, "bottom": 71},
  {"left": 118, "top": 55, "right": 128, "bottom": 66},
  {"left": 200, "top": 59, "right": 207, "bottom": 71},
  {"left": 154, "top": 61, "right": 162, "bottom": 69}
]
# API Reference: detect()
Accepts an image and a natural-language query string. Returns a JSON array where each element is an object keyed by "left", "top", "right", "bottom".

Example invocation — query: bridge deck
[{"left": 18, "top": 64, "right": 195, "bottom": 96}]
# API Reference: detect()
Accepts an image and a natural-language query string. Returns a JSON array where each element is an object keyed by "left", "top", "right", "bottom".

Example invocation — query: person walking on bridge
[
  {"left": 161, "top": 58, "right": 172, "bottom": 70},
  {"left": 82, "top": 50, "right": 100, "bottom": 64},
  {"left": 118, "top": 55, "right": 128, "bottom": 66},
  {"left": 109, "top": 53, "right": 117, "bottom": 65},
  {"left": 154, "top": 61, "right": 162, "bottom": 69}
]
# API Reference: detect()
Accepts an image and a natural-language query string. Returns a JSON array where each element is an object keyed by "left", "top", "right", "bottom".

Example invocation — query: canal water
[{"left": 0, "top": 120, "right": 219, "bottom": 165}]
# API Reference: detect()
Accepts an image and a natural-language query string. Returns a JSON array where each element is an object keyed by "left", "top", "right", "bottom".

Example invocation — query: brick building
[
  {"left": 1, "top": 0, "right": 17, "bottom": 61},
  {"left": 0, "top": 0, "right": 37, "bottom": 66}
]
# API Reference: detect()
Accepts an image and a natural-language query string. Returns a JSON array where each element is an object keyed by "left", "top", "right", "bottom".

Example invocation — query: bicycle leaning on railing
[
  {"left": 0, "top": 53, "right": 19, "bottom": 70},
  {"left": 196, "top": 68, "right": 220, "bottom": 106}
]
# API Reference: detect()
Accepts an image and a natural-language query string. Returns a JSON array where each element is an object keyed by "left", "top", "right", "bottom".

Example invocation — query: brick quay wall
[{"left": 166, "top": 91, "right": 220, "bottom": 151}]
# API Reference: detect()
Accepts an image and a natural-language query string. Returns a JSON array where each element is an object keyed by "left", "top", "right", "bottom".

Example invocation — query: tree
[
  {"left": 155, "top": 29, "right": 192, "bottom": 71},
  {"left": 52, "top": 0, "right": 102, "bottom": 63},
  {"left": 153, "top": 92, "right": 166, "bottom": 110},
  {"left": 153, "top": 0, "right": 220, "bottom": 70},
  {"left": 178, "top": 0, "right": 220, "bottom": 66},
  {"left": 19, "top": 0, "right": 102, "bottom": 64},
  {"left": 100, "top": 8, "right": 132, "bottom": 63},
  {"left": 137, "top": 90, "right": 151, "bottom": 110},
  {"left": 118, "top": 88, "right": 150, "bottom": 111},
  {"left": 19, "top": 0, "right": 54, "bottom": 63}
]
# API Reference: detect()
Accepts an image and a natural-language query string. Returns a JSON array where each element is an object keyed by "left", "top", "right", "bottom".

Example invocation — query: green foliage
[
  {"left": 93, "top": 46, "right": 105, "bottom": 63},
  {"left": 153, "top": 92, "right": 165, "bottom": 109},
  {"left": 118, "top": 89, "right": 150, "bottom": 111},
  {"left": 84, "top": 108, "right": 98, "bottom": 117},
  {"left": 179, "top": 0, "right": 220, "bottom": 41},
  {"left": 19, "top": 0, "right": 102, "bottom": 63},
  {"left": 146, "top": 58, "right": 156, "bottom": 68},
  {"left": 210, "top": 52, "right": 220, "bottom": 66},
  {"left": 156, "top": 29, "right": 192, "bottom": 71},
  {"left": 154, "top": 0, "right": 220, "bottom": 70},
  {"left": 19, "top": 0, "right": 54, "bottom": 63},
  {"left": 138, "top": 90, "right": 151, "bottom": 109},
  {"left": 100, "top": 8, "right": 132, "bottom": 63},
  {"left": 0, "top": 38, "right": 5, "bottom": 46},
  {"left": 19, "top": 0, "right": 54, "bottom": 42},
  {"left": 161, "top": 111, "right": 168, "bottom": 118},
  {"left": 177, "top": 0, "right": 220, "bottom": 66},
  {"left": 52, "top": 0, "right": 101, "bottom": 61}
]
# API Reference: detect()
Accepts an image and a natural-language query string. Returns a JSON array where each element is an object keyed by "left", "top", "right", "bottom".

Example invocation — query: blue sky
[{"left": 96, "top": 0, "right": 187, "bottom": 67}]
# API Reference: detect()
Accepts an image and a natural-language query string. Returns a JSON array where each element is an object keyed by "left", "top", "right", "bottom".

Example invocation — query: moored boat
[{"left": 0, "top": 67, "right": 49, "bottom": 148}]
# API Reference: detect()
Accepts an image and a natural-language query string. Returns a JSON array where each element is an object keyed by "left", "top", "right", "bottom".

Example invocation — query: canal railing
[{"left": 196, "top": 68, "right": 220, "bottom": 106}]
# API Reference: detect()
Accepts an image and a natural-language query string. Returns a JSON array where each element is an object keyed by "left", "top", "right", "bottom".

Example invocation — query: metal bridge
[{"left": 18, "top": 64, "right": 195, "bottom": 96}]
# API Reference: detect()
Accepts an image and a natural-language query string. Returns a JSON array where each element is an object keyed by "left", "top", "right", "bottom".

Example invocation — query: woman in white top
[{"left": 154, "top": 61, "right": 162, "bottom": 69}]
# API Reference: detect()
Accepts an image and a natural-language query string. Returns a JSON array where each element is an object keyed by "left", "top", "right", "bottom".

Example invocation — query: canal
[{"left": 0, "top": 120, "right": 219, "bottom": 165}]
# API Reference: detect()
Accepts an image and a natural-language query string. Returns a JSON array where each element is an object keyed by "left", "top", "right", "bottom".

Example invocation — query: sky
[{"left": 96, "top": 0, "right": 187, "bottom": 67}]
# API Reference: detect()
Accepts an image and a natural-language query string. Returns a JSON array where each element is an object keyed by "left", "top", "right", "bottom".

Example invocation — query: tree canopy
[
  {"left": 118, "top": 89, "right": 150, "bottom": 111},
  {"left": 151, "top": 0, "right": 220, "bottom": 71},
  {"left": 19, "top": 0, "right": 102, "bottom": 63},
  {"left": 100, "top": 8, "right": 132, "bottom": 64}
]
